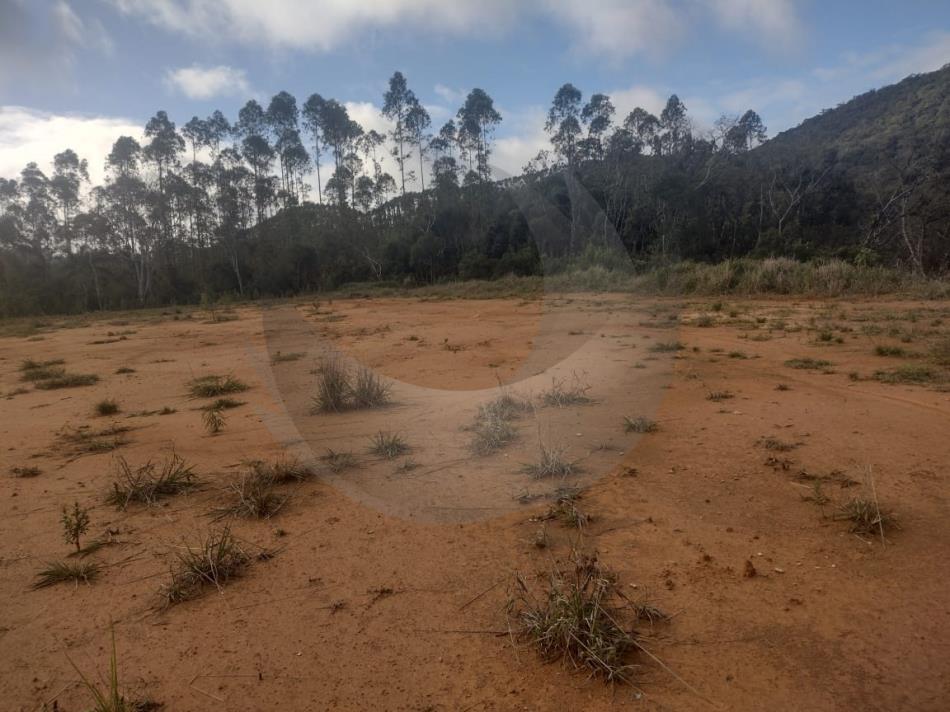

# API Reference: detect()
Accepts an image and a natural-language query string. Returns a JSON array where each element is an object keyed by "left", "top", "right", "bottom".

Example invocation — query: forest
[{"left": 1, "top": 66, "right": 948, "bottom": 316}]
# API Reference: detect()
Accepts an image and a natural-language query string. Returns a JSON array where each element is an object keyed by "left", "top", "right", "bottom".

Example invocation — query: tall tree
[
  {"left": 382, "top": 71, "right": 417, "bottom": 195},
  {"left": 406, "top": 99, "right": 431, "bottom": 191},
  {"left": 50, "top": 149, "right": 89, "bottom": 254},
  {"left": 456, "top": 88, "right": 501, "bottom": 181},
  {"left": 546, "top": 83, "right": 583, "bottom": 167},
  {"left": 302, "top": 93, "right": 327, "bottom": 204}
]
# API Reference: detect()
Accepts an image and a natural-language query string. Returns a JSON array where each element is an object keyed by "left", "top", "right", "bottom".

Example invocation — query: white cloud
[
  {"left": 53, "top": 0, "right": 114, "bottom": 54},
  {"left": 0, "top": 106, "right": 142, "bottom": 186},
  {"left": 703, "top": 0, "right": 802, "bottom": 51},
  {"left": 107, "top": 0, "right": 805, "bottom": 61},
  {"left": 434, "top": 84, "right": 467, "bottom": 104},
  {"left": 164, "top": 64, "right": 251, "bottom": 100}
]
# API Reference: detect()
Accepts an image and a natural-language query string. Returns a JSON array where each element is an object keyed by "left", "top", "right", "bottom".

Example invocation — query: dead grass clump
[
  {"left": 202, "top": 404, "right": 226, "bottom": 434},
  {"left": 95, "top": 399, "right": 120, "bottom": 416},
  {"left": 509, "top": 555, "right": 638, "bottom": 683},
  {"left": 312, "top": 355, "right": 350, "bottom": 412},
  {"left": 32, "top": 560, "right": 101, "bottom": 589},
  {"left": 369, "top": 431, "right": 410, "bottom": 458},
  {"left": 160, "top": 526, "right": 249, "bottom": 606},
  {"left": 541, "top": 374, "right": 592, "bottom": 407},
  {"left": 216, "top": 472, "right": 285, "bottom": 519},
  {"left": 59, "top": 424, "right": 132, "bottom": 454},
  {"left": 20, "top": 358, "right": 65, "bottom": 372},
  {"left": 758, "top": 436, "right": 797, "bottom": 452},
  {"left": 252, "top": 456, "right": 315, "bottom": 484},
  {"left": 649, "top": 341, "right": 685, "bottom": 353},
  {"left": 322, "top": 449, "right": 358, "bottom": 473},
  {"left": 874, "top": 345, "right": 906, "bottom": 357},
  {"left": 115, "top": 367, "right": 136, "bottom": 374},
  {"left": 543, "top": 489, "right": 589, "bottom": 529},
  {"left": 11, "top": 465, "right": 42, "bottom": 477},
  {"left": 107, "top": 454, "right": 197, "bottom": 508},
  {"left": 623, "top": 416, "right": 658, "bottom": 434},
  {"left": 706, "top": 391, "right": 734, "bottom": 401},
  {"left": 188, "top": 374, "right": 248, "bottom": 398},
  {"left": 470, "top": 405, "right": 519, "bottom": 455},
  {"left": 524, "top": 439, "right": 577, "bottom": 478},
  {"left": 350, "top": 366, "right": 392, "bottom": 409},
  {"left": 20, "top": 363, "right": 66, "bottom": 382},
  {"left": 35, "top": 372, "right": 100, "bottom": 389},
  {"left": 837, "top": 497, "right": 898, "bottom": 537},
  {"left": 271, "top": 351, "right": 305, "bottom": 363},
  {"left": 208, "top": 397, "right": 245, "bottom": 410},
  {"left": 784, "top": 358, "right": 832, "bottom": 370},
  {"left": 873, "top": 364, "right": 941, "bottom": 385}
]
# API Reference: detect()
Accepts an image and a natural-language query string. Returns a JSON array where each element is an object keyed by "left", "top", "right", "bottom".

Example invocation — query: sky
[{"left": 1, "top": 0, "right": 949, "bottom": 188}]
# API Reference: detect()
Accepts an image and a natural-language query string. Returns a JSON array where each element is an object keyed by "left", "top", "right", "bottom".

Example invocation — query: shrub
[
  {"left": 188, "top": 374, "right": 248, "bottom": 398},
  {"left": 95, "top": 399, "right": 120, "bottom": 416},
  {"left": 107, "top": 454, "right": 197, "bottom": 508}
]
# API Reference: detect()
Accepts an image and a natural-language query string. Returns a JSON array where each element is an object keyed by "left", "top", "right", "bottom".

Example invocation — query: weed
[
  {"left": 59, "top": 424, "right": 132, "bottom": 455},
  {"left": 95, "top": 399, "right": 120, "bottom": 416},
  {"left": 160, "top": 526, "right": 249, "bottom": 606},
  {"left": 32, "top": 561, "right": 101, "bottom": 589},
  {"left": 785, "top": 358, "right": 832, "bottom": 370},
  {"left": 759, "top": 436, "right": 797, "bottom": 452},
  {"left": 369, "top": 431, "right": 410, "bottom": 458},
  {"left": 540, "top": 373, "right": 592, "bottom": 408},
  {"left": 623, "top": 416, "right": 658, "bottom": 434},
  {"left": 322, "top": 449, "right": 358, "bottom": 473},
  {"left": 251, "top": 456, "right": 315, "bottom": 484},
  {"left": 509, "top": 554, "right": 638, "bottom": 683},
  {"left": 695, "top": 314, "right": 714, "bottom": 327},
  {"left": 207, "top": 397, "right": 244, "bottom": 410},
  {"left": 20, "top": 364, "right": 66, "bottom": 382},
  {"left": 470, "top": 403, "right": 519, "bottom": 455},
  {"left": 188, "top": 374, "right": 248, "bottom": 398},
  {"left": 107, "top": 454, "right": 197, "bottom": 508},
  {"left": 11, "top": 465, "right": 42, "bottom": 477},
  {"left": 61, "top": 501, "right": 91, "bottom": 554}
]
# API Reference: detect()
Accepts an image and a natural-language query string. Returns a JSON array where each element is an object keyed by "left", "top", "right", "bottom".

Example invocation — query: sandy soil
[{"left": 1, "top": 293, "right": 949, "bottom": 711}]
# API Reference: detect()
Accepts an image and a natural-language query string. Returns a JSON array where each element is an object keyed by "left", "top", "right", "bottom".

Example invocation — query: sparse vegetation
[
  {"left": 369, "top": 431, "right": 410, "bottom": 458},
  {"left": 312, "top": 357, "right": 392, "bottom": 412},
  {"left": 838, "top": 496, "right": 898, "bottom": 537},
  {"left": 160, "top": 526, "right": 249, "bottom": 606},
  {"left": 95, "top": 399, "right": 120, "bottom": 416},
  {"left": 216, "top": 471, "right": 286, "bottom": 519},
  {"left": 874, "top": 345, "right": 906, "bottom": 357},
  {"left": 350, "top": 365, "right": 392, "bottom": 409},
  {"left": 107, "top": 454, "right": 197, "bottom": 508},
  {"left": 623, "top": 416, "right": 658, "bottom": 433},
  {"left": 509, "top": 554, "right": 638, "bottom": 683},
  {"left": 649, "top": 341, "right": 685, "bottom": 353},
  {"left": 785, "top": 358, "right": 832, "bottom": 370},
  {"left": 322, "top": 449, "right": 359, "bottom": 473},
  {"left": 188, "top": 374, "right": 248, "bottom": 398},
  {"left": 11, "top": 465, "right": 41, "bottom": 477},
  {"left": 202, "top": 403, "right": 226, "bottom": 434},
  {"left": 540, "top": 374, "right": 592, "bottom": 407},
  {"left": 271, "top": 351, "right": 305, "bottom": 363},
  {"left": 61, "top": 501, "right": 91, "bottom": 554},
  {"left": 706, "top": 390, "right": 734, "bottom": 401},
  {"left": 523, "top": 437, "right": 577, "bottom": 478},
  {"left": 32, "top": 560, "right": 101, "bottom": 589},
  {"left": 68, "top": 626, "right": 150, "bottom": 712},
  {"left": 58, "top": 424, "right": 132, "bottom": 454},
  {"left": 35, "top": 372, "right": 100, "bottom": 389},
  {"left": 873, "top": 364, "right": 941, "bottom": 384}
]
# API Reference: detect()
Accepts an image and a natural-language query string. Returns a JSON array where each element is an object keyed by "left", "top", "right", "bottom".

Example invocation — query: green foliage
[{"left": 61, "top": 501, "right": 91, "bottom": 553}]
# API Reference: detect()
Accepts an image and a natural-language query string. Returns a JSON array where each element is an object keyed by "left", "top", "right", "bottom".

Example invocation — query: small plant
[
  {"left": 107, "top": 454, "right": 197, "bottom": 508},
  {"left": 160, "top": 526, "right": 249, "bottom": 606},
  {"left": 312, "top": 355, "right": 351, "bottom": 412},
  {"left": 32, "top": 560, "right": 101, "bottom": 589},
  {"left": 95, "top": 399, "right": 120, "bottom": 416},
  {"left": 20, "top": 363, "right": 66, "bottom": 382},
  {"left": 61, "top": 501, "right": 91, "bottom": 554},
  {"left": 623, "top": 416, "right": 658, "bottom": 434},
  {"left": 188, "top": 374, "right": 248, "bottom": 398},
  {"left": 251, "top": 456, "right": 315, "bottom": 484},
  {"left": 322, "top": 449, "right": 358, "bottom": 473},
  {"left": 470, "top": 404, "right": 519, "bottom": 455},
  {"left": 838, "top": 497, "right": 898, "bottom": 537},
  {"left": 874, "top": 345, "right": 906, "bottom": 357},
  {"left": 350, "top": 366, "right": 392, "bottom": 409},
  {"left": 785, "top": 358, "right": 832, "bottom": 370},
  {"left": 649, "top": 341, "right": 685, "bottom": 353},
  {"left": 35, "top": 372, "right": 100, "bottom": 389},
  {"left": 508, "top": 554, "right": 638, "bottom": 683},
  {"left": 543, "top": 489, "right": 589, "bottom": 529},
  {"left": 216, "top": 472, "right": 285, "bottom": 519},
  {"left": 540, "top": 373, "right": 592, "bottom": 407},
  {"left": 203, "top": 404, "right": 226, "bottom": 434},
  {"left": 523, "top": 437, "right": 576, "bottom": 478},
  {"left": 11, "top": 465, "right": 42, "bottom": 477},
  {"left": 58, "top": 424, "right": 132, "bottom": 455},
  {"left": 706, "top": 390, "right": 733, "bottom": 402},
  {"left": 67, "top": 626, "right": 149, "bottom": 712},
  {"left": 115, "top": 367, "right": 136, "bottom": 374},
  {"left": 394, "top": 458, "right": 419, "bottom": 474},
  {"left": 369, "top": 431, "right": 410, "bottom": 458}
]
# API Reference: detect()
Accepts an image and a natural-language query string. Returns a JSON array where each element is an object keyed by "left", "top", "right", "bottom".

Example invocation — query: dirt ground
[{"left": 1, "top": 293, "right": 949, "bottom": 711}]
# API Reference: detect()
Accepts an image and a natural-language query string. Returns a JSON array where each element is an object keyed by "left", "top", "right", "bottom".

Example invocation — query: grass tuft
[
  {"left": 369, "top": 431, "right": 410, "bottom": 458},
  {"left": 160, "top": 526, "right": 249, "bottom": 606},
  {"left": 523, "top": 437, "right": 577, "bottom": 478},
  {"left": 95, "top": 399, "right": 120, "bottom": 416},
  {"left": 106, "top": 454, "right": 197, "bottom": 508},
  {"left": 188, "top": 374, "right": 248, "bottom": 398},
  {"left": 838, "top": 497, "right": 898, "bottom": 537},
  {"left": 785, "top": 358, "right": 832, "bottom": 370},
  {"left": 322, "top": 449, "right": 358, "bottom": 473},
  {"left": 32, "top": 560, "right": 101, "bottom": 589},
  {"left": 35, "top": 372, "right": 100, "bottom": 389},
  {"left": 540, "top": 374, "right": 592, "bottom": 407},
  {"left": 623, "top": 416, "right": 658, "bottom": 434}
]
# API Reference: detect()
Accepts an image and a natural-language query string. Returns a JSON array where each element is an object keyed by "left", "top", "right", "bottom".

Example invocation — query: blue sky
[{"left": 1, "top": 0, "right": 949, "bottom": 186}]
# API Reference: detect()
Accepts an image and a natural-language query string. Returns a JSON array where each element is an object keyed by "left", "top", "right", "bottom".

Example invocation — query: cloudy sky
[{"left": 1, "top": 0, "right": 949, "bottom": 187}]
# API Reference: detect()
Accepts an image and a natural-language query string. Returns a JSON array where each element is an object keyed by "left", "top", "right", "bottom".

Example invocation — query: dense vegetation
[{"left": 1, "top": 66, "right": 948, "bottom": 317}]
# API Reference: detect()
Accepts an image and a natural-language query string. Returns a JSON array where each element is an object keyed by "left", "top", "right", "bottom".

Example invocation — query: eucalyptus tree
[
  {"left": 660, "top": 95, "right": 690, "bottom": 155},
  {"left": 302, "top": 93, "right": 327, "bottom": 203},
  {"left": 406, "top": 99, "right": 431, "bottom": 191},
  {"left": 50, "top": 149, "right": 89, "bottom": 254},
  {"left": 580, "top": 93, "right": 615, "bottom": 161},
  {"left": 266, "top": 91, "right": 308, "bottom": 204},
  {"left": 624, "top": 108, "right": 660, "bottom": 154},
  {"left": 382, "top": 71, "right": 417, "bottom": 195},
  {"left": 236, "top": 100, "right": 276, "bottom": 222},
  {"left": 104, "top": 136, "right": 153, "bottom": 303},
  {"left": 456, "top": 88, "right": 501, "bottom": 181},
  {"left": 546, "top": 83, "right": 583, "bottom": 168},
  {"left": 143, "top": 110, "right": 184, "bottom": 244}
]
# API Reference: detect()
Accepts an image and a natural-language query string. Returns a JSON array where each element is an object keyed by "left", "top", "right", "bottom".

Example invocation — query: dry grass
[
  {"left": 312, "top": 357, "right": 392, "bottom": 412},
  {"left": 35, "top": 372, "right": 100, "bottom": 389},
  {"left": 322, "top": 449, "right": 359, "bottom": 473},
  {"left": 106, "top": 454, "right": 197, "bottom": 508},
  {"left": 623, "top": 416, "right": 658, "bottom": 434},
  {"left": 509, "top": 554, "right": 638, "bottom": 683},
  {"left": 873, "top": 364, "right": 941, "bottom": 385},
  {"left": 216, "top": 471, "right": 286, "bottom": 519},
  {"left": 271, "top": 351, "right": 305, "bottom": 363},
  {"left": 11, "top": 465, "right": 42, "bottom": 477},
  {"left": 369, "top": 431, "right": 410, "bottom": 458},
  {"left": 68, "top": 627, "right": 150, "bottom": 712},
  {"left": 95, "top": 399, "right": 120, "bottom": 416},
  {"left": 350, "top": 366, "right": 392, "bottom": 409},
  {"left": 706, "top": 390, "right": 734, "bottom": 401},
  {"left": 523, "top": 437, "right": 577, "bottom": 478},
  {"left": 202, "top": 404, "right": 226, "bottom": 434},
  {"left": 784, "top": 358, "right": 832, "bottom": 370},
  {"left": 160, "top": 526, "right": 249, "bottom": 606},
  {"left": 838, "top": 497, "right": 898, "bottom": 537},
  {"left": 188, "top": 374, "right": 249, "bottom": 398},
  {"left": 20, "top": 363, "right": 66, "bottom": 382},
  {"left": 649, "top": 341, "right": 685, "bottom": 353},
  {"left": 543, "top": 489, "right": 590, "bottom": 529},
  {"left": 251, "top": 456, "right": 315, "bottom": 484},
  {"left": 540, "top": 374, "right": 592, "bottom": 407},
  {"left": 58, "top": 424, "right": 132, "bottom": 454},
  {"left": 207, "top": 397, "right": 245, "bottom": 410},
  {"left": 32, "top": 560, "right": 101, "bottom": 589}
]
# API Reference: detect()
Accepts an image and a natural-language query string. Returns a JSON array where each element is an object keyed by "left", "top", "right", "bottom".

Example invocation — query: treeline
[{"left": 1, "top": 67, "right": 948, "bottom": 317}]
